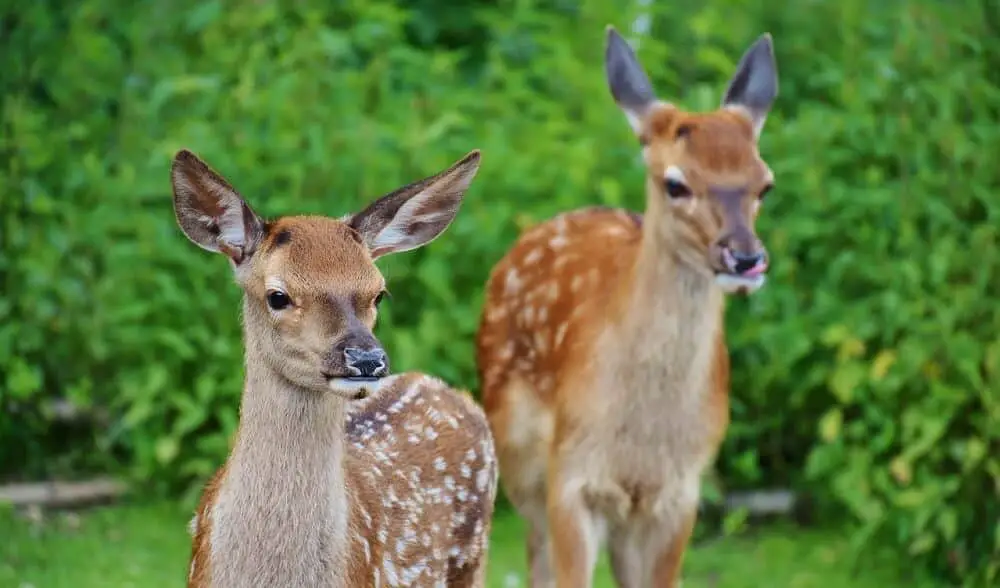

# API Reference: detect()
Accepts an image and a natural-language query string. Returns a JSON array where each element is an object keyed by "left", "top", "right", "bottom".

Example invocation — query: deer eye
[
  {"left": 664, "top": 178, "right": 692, "bottom": 199},
  {"left": 266, "top": 290, "right": 292, "bottom": 311},
  {"left": 374, "top": 290, "right": 390, "bottom": 308}
]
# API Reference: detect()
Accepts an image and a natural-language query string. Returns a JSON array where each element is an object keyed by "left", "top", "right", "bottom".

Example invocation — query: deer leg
[
  {"left": 547, "top": 483, "right": 601, "bottom": 588},
  {"left": 608, "top": 525, "right": 644, "bottom": 588},
  {"left": 510, "top": 497, "right": 554, "bottom": 588},
  {"left": 648, "top": 509, "right": 698, "bottom": 588},
  {"left": 526, "top": 517, "right": 554, "bottom": 588}
]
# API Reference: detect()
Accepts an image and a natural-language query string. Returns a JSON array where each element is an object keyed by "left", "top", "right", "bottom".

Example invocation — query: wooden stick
[
  {"left": 0, "top": 478, "right": 127, "bottom": 507},
  {"left": 723, "top": 489, "right": 798, "bottom": 515}
]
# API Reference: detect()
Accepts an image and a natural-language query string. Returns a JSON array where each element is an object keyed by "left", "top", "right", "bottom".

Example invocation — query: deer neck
[
  {"left": 608, "top": 179, "right": 725, "bottom": 396},
  {"left": 209, "top": 301, "right": 351, "bottom": 587}
]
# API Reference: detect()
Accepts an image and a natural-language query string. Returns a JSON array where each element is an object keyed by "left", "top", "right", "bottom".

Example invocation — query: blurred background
[{"left": 1, "top": 0, "right": 997, "bottom": 586}]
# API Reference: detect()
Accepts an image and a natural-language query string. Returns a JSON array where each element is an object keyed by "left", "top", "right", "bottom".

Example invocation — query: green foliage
[{"left": 1, "top": 0, "right": 997, "bottom": 583}]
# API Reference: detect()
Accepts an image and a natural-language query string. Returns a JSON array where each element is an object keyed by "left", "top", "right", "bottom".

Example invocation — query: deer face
[
  {"left": 605, "top": 28, "right": 779, "bottom": 294},
  {"left": 171, "top": 150, "right": 481, "bottom": 399}
]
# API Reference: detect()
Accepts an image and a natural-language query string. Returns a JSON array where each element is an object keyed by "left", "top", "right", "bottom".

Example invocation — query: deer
[
  {"left": 475, "top": 27, "right": 779, "bottom": 588},
  {"left": 170, "top": 147, "right": 499, "bottom": 588}
]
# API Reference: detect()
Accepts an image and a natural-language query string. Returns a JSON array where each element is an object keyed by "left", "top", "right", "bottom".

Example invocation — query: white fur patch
[
  {"left": 715, "top": 273, "right": 765, "bottom": 293},
  {"left": 328, "top": 377, "right": 385, "bottom": 399},
  {"left": 664, "top": 165, "right": 687, "bottom": 184},
  {"left": 624, "top": 109, "right": 644, "bottom": 135},
  {"left": 264, "top": 277, "right": 287, "bottom": 293}
]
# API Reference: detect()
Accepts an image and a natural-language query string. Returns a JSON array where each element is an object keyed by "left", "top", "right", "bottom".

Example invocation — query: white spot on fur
[
  {"left": 505, "top": 268, "right": 522, "bottom": 295},
  {"left": 533, "top": 332, "right": 548, "bottom": 354},
  {"left": 476, "top": 468, "right": 490, "bottom": 492},
  {"left": 383, "top": 557, "right": 400, "bottom": 586},
  {"left": 554, "top": 322, "right": 569, "bottom": 347}
]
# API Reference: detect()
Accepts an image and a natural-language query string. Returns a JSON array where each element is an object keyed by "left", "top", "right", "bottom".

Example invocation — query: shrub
[{"left": 1, "top": 0, "right": 996, "bottom": 583}]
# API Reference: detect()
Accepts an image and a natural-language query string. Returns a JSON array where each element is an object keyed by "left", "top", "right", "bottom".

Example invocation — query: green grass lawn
[{"left": 0, "top": 501, "right": 934, "bottom": 587}]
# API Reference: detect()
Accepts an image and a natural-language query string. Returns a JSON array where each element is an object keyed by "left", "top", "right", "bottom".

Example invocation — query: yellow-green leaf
[
  {"left": 963, "top": 438, "right": 987, "bottom": 471},
  {"left": 155, "top": 437, "right": 180, "bottom": 465},
  {"left": 820, "top": 324, "right": 851, "bottom": 346},
  {"left": 889, "top": 457, "right": 912, "bottom": 485},
  {"left": 870, "top": 349, "right": 897, "bottom": 381},
  {"left": 829, "top": 362, "right": 865, "bottom": 404},
  {"left": 837, "top": 338, "right": 866, "bottom": 361},
  {"left": 909, "top": 531, "right": 937, "bottom": 555},
  {"left": 819, "top": 409, "right": 843, "bottom": 443}
]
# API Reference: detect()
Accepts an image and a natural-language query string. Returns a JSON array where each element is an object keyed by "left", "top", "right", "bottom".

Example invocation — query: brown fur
[
  {"left": 172, "top": 149, "right": 498, "bottom": 587},
  {"left": 476, "top": 28, "right": 778, "bottom": 587}
]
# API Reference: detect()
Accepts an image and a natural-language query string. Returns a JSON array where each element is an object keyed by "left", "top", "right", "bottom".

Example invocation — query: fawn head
[
  {"left": 605, "top": 27, "right": 779, "bottom": 294},
  {"left": 171, "top": 149, "right": 482, "bottom": 399}
]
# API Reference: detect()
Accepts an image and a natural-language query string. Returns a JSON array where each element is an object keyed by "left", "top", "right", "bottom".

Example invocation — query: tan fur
[
  {"left": 173, "top": 150, "right": 498, "bottom": 587},
  {"left": 476, "top": 30, "right": 777, "bottom": 588}
]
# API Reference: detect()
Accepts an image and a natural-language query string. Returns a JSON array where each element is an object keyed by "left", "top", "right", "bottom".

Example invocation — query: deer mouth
[
  {"left": 326, "top": 376, "right": 384, "bottom": 400},
  {"left": 713, "top": 247, "right": 768, "bottom": 294},
  {"left": 715, "top": 272, "right": 766, "bottom": 294}
]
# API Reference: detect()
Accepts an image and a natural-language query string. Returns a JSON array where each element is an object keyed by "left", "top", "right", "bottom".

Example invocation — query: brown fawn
[
  {"left": 476, "top": 27, "right": 779, "bottom": 587},
  {"left": 172, "top": 148, "right": 499, "bottom": 587}
]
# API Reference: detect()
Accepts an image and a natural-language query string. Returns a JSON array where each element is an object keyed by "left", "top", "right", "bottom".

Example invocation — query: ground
[{"left": 0, "top": 502, "right": 934, "bottom": 587}]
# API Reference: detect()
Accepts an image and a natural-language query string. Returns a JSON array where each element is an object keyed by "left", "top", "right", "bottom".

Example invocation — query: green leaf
[
  {"left": 828, "top": 361, "right": 866, "bottom": 404},
  {"left": 5, "top": 357, "right": 42, "bottom": 399},
  {"left": 819, "top": 409, "right": 843, "bottom": 443},
  {"left": 155, "top": 437, "right": 180, "bottom": 466},
  {"left": 722, "top": 507, "right": 750, "bottom": 537}
]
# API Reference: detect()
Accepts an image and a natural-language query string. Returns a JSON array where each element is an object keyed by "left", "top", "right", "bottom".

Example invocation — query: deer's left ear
[
  {"left": 721, "top": 33, "right": 779, "bottom": 138},
  {"left": 348, "top": 150, "right": 482, "bottom": 260}
]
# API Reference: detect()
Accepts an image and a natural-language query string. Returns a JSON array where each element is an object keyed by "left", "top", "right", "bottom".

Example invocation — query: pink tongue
[{"left": 741, "top": 260, "right": 768, "bottom": 277}]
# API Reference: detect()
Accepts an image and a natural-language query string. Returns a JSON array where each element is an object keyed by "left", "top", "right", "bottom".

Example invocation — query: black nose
[
  {"left": 730, "top": 250, "right": 767, "bottom": 274},
  {"left": 343, "top": 347, "right": 388, "bottom": 378}
]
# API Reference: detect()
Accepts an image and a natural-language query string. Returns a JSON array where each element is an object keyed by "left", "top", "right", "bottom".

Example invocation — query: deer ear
[
  {"left": 605, "top": 25, "right": 658, "bottom": 135},
  {"left": 721, "top": 34, "right": 779, "bottom": 137},
  {"left": 170, "top": 149, "right": 265, "bottom": 265},
  {"left": 348, "top": 150, "right": 482, "bottom": 260}
]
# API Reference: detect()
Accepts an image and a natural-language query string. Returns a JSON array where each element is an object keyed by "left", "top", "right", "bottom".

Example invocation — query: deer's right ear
[
  {"left": 605, "top": 25, "right": 658, "bottom": 135},
  {"left": 171, "top": 149, "right": 265, "bottom": 265},
  {"left": 721, "top": 34, "right": 778, "bottom": 138}
]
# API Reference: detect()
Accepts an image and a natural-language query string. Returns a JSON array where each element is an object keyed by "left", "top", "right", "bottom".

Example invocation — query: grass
[{"left": 0, "top": 501, "right": 934, "bottom": 587}]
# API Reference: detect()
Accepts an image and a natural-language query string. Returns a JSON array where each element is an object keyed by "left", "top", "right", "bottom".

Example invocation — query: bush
[{"left": 1, "top": 0, "right": 997, "bottom": 583}]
